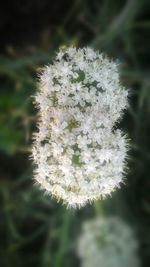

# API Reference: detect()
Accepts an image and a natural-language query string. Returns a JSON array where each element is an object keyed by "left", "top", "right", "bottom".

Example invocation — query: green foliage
[
  {"left": 0, "top": 126, "right": 23, "bottom": 155},
  {"left": 0, "top": 0, "right": 150, "bottom": 266}
]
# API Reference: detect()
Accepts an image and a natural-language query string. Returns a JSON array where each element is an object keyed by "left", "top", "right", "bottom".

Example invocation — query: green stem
[
  {"left": 54, "top": 209, "right": 73, "bottom": 267},
  {"left": 94, "top": 200, "right": 103, "bottom": 217}
]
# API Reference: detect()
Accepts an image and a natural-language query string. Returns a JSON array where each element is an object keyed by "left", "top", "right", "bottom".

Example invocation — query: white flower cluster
[
  {"left": 32, "top": 47, "right": 129, "bottom": 208},
  {"left": 77, "top": 216, "right": 140, "bottom": 267}
]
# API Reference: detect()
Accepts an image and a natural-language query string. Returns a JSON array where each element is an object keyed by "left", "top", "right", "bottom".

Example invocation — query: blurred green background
[{"left": 0, "top": 0, "right": 150, "bottom": 266}]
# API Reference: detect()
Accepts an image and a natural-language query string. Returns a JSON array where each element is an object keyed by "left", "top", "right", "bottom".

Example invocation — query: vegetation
[{"left": 0, "top": 0, "right": 150, "bottom": 266}]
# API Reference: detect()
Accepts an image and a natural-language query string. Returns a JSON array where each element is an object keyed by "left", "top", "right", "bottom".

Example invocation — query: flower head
[
  {"left": 32, "top": 47, "right": 129, "bottom": 208},
  {"left": 77, "top": 216, "right": 140, "bottom": 267}
]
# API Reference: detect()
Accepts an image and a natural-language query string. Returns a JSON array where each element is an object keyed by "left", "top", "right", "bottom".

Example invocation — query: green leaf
[{"left": 0, "top": 127, "right": 23, "bottom": 155}]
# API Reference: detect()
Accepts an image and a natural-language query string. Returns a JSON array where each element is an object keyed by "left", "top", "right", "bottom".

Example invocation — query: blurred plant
[
  {"left": 77, "top": 216, "right": 140, "bottom": 267},
  {"left": 0, "top": 0, "right": 149, "bottom": 266},
  {"left": 0, "top": 49, "right": 50, "bottom": 155}
]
